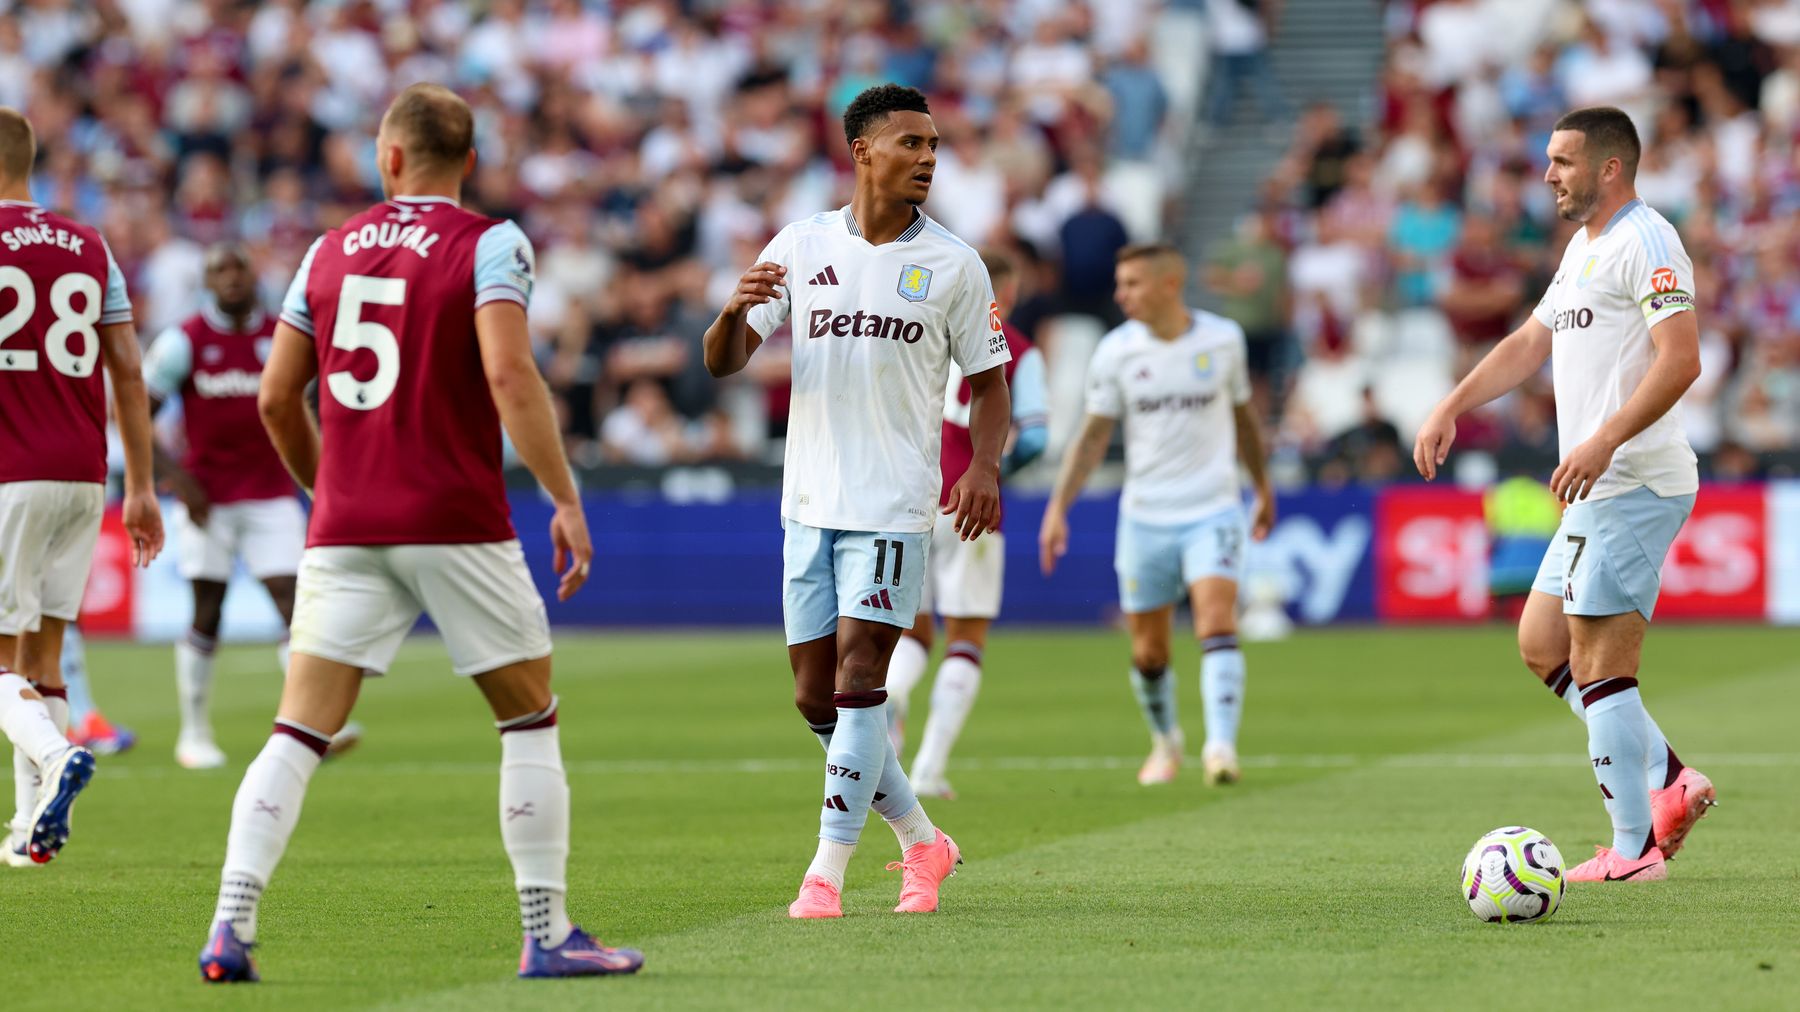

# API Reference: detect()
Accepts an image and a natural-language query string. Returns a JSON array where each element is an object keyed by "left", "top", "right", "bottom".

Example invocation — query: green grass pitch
[{"left": 1, "top": 626, "right": 1796, "bottom": 1010}]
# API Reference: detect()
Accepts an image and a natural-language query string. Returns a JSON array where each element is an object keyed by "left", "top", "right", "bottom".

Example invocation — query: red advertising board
[
  {"left": 78, "top": 506, "right": 135, "bottom": 635},
  {"left": 1657, "top": 484, "right": 1765, "bottom": 619},
  {"left": 1375, "top": 486, "right": 1490, "bottom": 621}
]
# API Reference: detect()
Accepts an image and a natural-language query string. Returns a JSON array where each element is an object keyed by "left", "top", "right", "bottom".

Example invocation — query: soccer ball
[{"left": 1461, "top": 826, "right": 1565, "bottom": 923}]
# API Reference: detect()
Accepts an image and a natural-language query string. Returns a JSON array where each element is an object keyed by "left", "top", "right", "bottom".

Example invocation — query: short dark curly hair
[{"left": 842, "top": 84, "right": 931, "bottom": 148}]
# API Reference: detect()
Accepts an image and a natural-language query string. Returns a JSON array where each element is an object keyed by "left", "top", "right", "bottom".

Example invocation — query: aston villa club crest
[
  {"left": 897, "top": 263, "right": 932, "bottom": 302},
  {"left": 1576, "top": 255, "right": 1599, "bottom": 289},
  {"left": 1193, "top": 352, "right": 1214, "bottom": 378}
]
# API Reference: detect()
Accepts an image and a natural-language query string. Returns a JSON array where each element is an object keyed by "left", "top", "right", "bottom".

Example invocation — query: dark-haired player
[
  {"left": 1416, "top": 106, "right": 1714, "bottom": 884},
  {"left": 143, "top": 243, "right": 308, "bottom": 769},
  {"left": 198, "top": 84, "right": 642, "bottom": 981},
  {"left": 1040, "top": 244, "right": 1273, "bottom": 788},
  {"left": 0, "top": 107, "right": 163, "bottom": 867},
  {"left": 704, "top": 84, "right": 1012, "bottom": 918}
]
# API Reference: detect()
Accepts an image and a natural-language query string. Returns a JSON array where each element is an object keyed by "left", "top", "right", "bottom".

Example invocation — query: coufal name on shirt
[
  {"left": 193, "top": 368, "right": 261, "bottom": 398},
  {"left": 1, "top": 224, "right": 85, "bottom": 254},
  {"left": 1551, "top": 307, "right": 1595, "bottom": 331},
  {"left": 808, "top": 308, "right": 924, "bottom": 344},
  {"left": 342, "top": 221, "right": 441, "bottom": 258},
  {"left": 1134, "top": 391, "right": 1216, "bottom": 413}
]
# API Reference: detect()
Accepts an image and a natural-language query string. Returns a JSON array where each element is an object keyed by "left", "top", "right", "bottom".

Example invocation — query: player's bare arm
[
  {"left": 145, "top": 390, "right": 212, "bottom": 527},
  {"left": 1414, "top": 316, "right": 1553, "bottom": 481},
  {"left": 702, "top": 261, "right": 783, "bottom": 378},
  {"left": 258, "top": 321, "right": 323, "bottom": 494},
  {"left": 1232, "top": 402, "right": 1276, "bottom": 540},
  {"left": 474, "top": 300, "right": 591, "bottom": 601},
  {"left": 945, "top": 364, "right": 1009, "bottom": 541},
  {"left": 1549, "top": 311, "right": 1701, "bottom": 503},
  {"left": 99, "top": 320, "right": 164, "bottom": 566},
  {"left": 1039, "top": 413, "right": 1116, "bottom": 575}
]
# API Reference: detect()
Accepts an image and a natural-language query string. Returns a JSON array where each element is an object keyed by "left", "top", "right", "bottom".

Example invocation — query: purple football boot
[
  {"left": 198, "top": 921, "right": 259, "bottom": 983},
  {"left": 518, "top": 926, "right": 644, "bottom": 979}
]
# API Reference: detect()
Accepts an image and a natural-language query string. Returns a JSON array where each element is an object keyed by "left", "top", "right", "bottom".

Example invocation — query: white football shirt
[
  {"left": 747, "top": 206, "right": 1010, "bottom": 533},
  {"left": 1531, "top": 198, "right": 1698, "bottom": 500},
  {"left": 1085, "top": 310, "right": 1252, "bottom": 525}
]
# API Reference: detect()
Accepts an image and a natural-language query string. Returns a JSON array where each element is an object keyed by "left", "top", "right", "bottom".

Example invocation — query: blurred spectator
[
  {"left": 1204, "top": 0, "right": 1286, "bottom": 127},
  {"left": 1103, "top": 37, "right": 1168, "bottom": 162},
  {"left": 1439, "top": 214, "right": 1524, "bottom": 363},
  {"left": 1206, "top": 207, "right": 1292, "bottom": 385}
]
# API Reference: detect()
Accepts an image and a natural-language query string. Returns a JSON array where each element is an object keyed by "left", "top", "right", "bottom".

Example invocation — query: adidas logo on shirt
[{"left": 808, "top": 265, "right": 840, "bottom": 286}]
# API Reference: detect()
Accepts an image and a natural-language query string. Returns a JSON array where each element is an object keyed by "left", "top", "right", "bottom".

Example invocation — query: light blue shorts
[
  {"left": 1531, "top": 486, "right": 1694, "bottom": 621},
  {"left": 1115, "top": 506, "right": 1247, "bottom": 615},
  {"left": 782, "top": 520, "right": 930, "bottom": 645}
]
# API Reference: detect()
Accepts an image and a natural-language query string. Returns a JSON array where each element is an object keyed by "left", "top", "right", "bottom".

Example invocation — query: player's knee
[
  {"left": 1517, "top": 638, "right": 1563, "bottom": 681},
  {"left": 835, "top": 645, "right": 888, "bottom": 693},
  {"left": 1195, "top": 612, "right": 1236, "bottom": 641},
  {"left": 1130, "top": 651, "right": 1170, "bottom": 675},
  {"left": 792, "top": 686, "right": 834, "bottom": 725}
]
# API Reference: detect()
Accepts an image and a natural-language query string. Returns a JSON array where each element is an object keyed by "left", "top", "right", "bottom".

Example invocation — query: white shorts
[
  {"left": 176, "top": 497, "right": 306, "bottom": 582},
  {"left": 289, "top": 540, "right": 552, "bottom": 677},
  {"left": 0, "top": 481, "right": 104, "bottom": 635},
  {"left": 918, "top": 511, "right": 1004, "bottom": 619}
]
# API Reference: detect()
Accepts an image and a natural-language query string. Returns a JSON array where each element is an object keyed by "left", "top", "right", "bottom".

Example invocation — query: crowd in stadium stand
[
  {"left": 5, "top": 0, "right": 1796, "bottom": 480},
  {"left": 4, "top": 0, "right": 1207, "bottom": 470},
  {"left": 1236, "top": 0, "right": 1800, "bottom": 485}
]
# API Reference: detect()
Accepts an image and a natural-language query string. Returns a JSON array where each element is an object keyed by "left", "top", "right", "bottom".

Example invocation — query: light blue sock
[
  {"left": 1553, "top": 663, "right": 1679, "bottom": 790},
  {"left": 61, "top": 627, "right": 95, "bottom": 725},
  {"left": 810, "top": 718, "right": 924, "bottom": 828},
  {"left": 1581, "top": 678, "right": 1655, "bottom": 858},
  {"left": 1129, "top": 666, "right": 1177, "bottom": 737},
  {"left": 818, "top": 696, "right": 887, "bottom": 845},
  {"left": 1200, "top": 636, "right": 1245, "bottom": 748}
]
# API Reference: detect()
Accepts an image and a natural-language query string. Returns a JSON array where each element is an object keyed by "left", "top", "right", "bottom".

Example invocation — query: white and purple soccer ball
[{"left": 1461, "top": 826, "right": 1565, "bottom": 924}]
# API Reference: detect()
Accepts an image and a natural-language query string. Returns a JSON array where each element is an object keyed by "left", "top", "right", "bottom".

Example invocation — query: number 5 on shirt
[{"left": 329, "top": 274, "right": 404, "bottom": 411}]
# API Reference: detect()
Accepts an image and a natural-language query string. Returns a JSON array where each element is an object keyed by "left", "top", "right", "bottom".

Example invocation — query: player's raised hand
[
  {"left": 1413, "top": 409, "right": 1457, "bottom": 482},
  {"left": 122, "top": 489, "right": 164, "bottom": 568},
  {"left": 1550, "top": 435, "right": 1616, "bottom": 504},
  {"left": 725, "top": 261, "right": 786, "bottom": 316},
  {"left": 1038, "top": 509, "right": 1069, "bottom": 576},
  {"left": 944, "top": 466, "right": 1000, "bottom": 541},
  {"left": 550, "top": 501, "right": 594, "bottom": 601}
]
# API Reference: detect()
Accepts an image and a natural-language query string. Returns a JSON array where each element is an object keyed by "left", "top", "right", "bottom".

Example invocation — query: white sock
[
  {"left": 499, "top": 706, "right": 572, "bottom": 949},
  {"left": 884, "top": 635, "right": 930, "bottom": 753},
  {"left": 886, "top": 802, "right": 936, "bottom": 851},
  {"left": 216, "top": 724, "right": 327, "bottom": 941},
  {"left": 176, "top": 634, "right": 218, "bottom": 742},
  {"left": 805, "top": 838, "right": 857, "bottom": 891},
  {"left": 911, "top": 644, "right": 982, "bottom": 784},
  {"left": 0, "top": 673, "right": 72, "bottom": 770},
  {"left": 9, "top": 687, "right": 68, "bottom": 835},
  {"left": 9, "top": 746, "right": 33, "bottom": 836}
]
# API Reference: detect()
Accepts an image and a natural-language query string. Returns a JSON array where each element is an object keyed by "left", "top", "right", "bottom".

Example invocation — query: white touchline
[{"left": 96, "top": 753, "right": 1800, "bottom": 778}]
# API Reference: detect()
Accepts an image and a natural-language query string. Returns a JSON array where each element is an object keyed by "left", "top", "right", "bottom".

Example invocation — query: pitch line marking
[{"left": 94, "top": 753, "right": 1800, "bottom": 778}]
